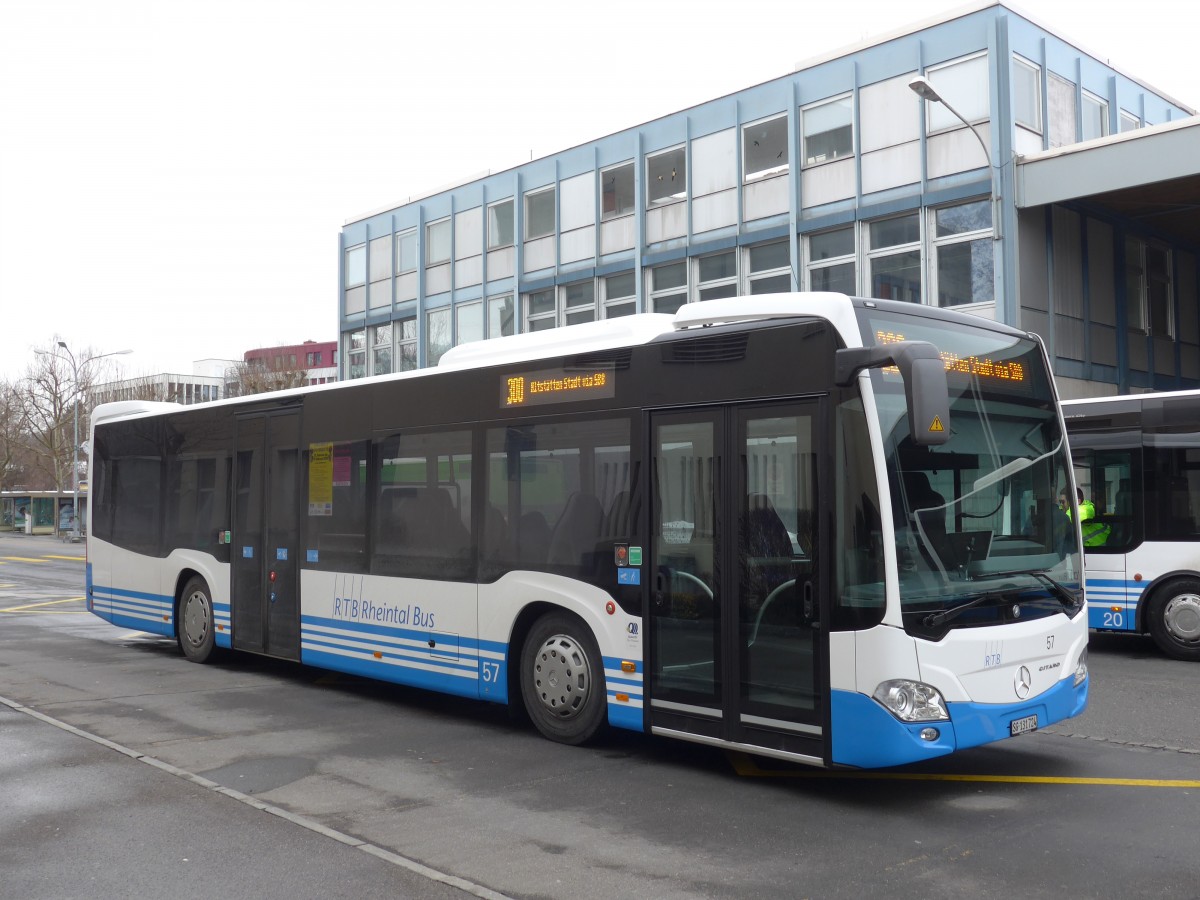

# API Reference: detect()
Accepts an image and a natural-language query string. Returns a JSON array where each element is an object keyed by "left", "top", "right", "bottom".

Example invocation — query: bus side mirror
[{"left": 835, "top": 341, "right": 950, "bottom": 447}]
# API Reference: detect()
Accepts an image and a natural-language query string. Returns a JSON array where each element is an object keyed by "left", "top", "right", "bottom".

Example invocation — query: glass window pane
[
  {"left": 563, "top": 280, "right": 595, "bottom": 307},
  {"left": 871, "top": 252, "right": 922, "bottom": 302},
  {"left": 399, "top": 342, "right": 418, "bottom": 372},
  {"left": 749, "top": 241, "right": 789, "bottom": 273},
  {"left": 750, "top": 273, "right": 792, "bottom": 294},
  {"left": 565, "top": 308, "right": 596, "bottom": 326},
  {"left": 488, "top": 200, "right": 514, "bottom": 249},
  {"left": 744, "top": 115, "right": 789, "bottom": 180},
  {"left": 926, "top": 55, "right": 989, "bottom": 130},
  {"left": 488, "top": 294, "right": 514, "bottom": 339},
  {"left": 456, "top": 302, "right": 484, "bottom": 346},
  {"left": 870, "top": 214, "right": 919, "bottom": 249},
  {"left": 936, "top": 239, "right": 994, "bottom": 306},
  {"left": 1082, "top": 94, "right": 1108, "bottom": 141},
  {"left": 527, "top": 317, "right": 555, "bottom": 332},
  {"left": 527, "top": 289, "right": 555, "bottom": 316},
  {"left": 400, "top": 318, "right": 417, "bottom": 342},
  {"left": 1013, "top": 59, "right": 1041, "bottom": 132},
  {"left": 426, "top": 220, "right": 451, "bottom": 265},
  {"left": 654, "top": 293, "right": 687, "bottom": 315},
  {"left": 605, "top": 301, "right": 636, "bottom": 318},
  {"left": 369, "top": 236, "right": 391, "bottom": 283},
  {"left": 397, "top": 231, "right": 417, "bottom": 274},
  {"left": 373, "top": 347, "right": 392, "bottom": 375},
  {"left": 427, "top": 309, "right": 452, "bottom": 365},
  {"left": 605, "top": 271, "right": 635, "bottom": 300},
  {"left": 809, "top": 227, "right": 854, "bottom": 260},
  {"left": 698, "top": 251, "right": 736, "bottom": 282},
  {"left": 803, "top": 97, "right": 853, "bottom": 165},
  {"left": 699, "top": 284, "right": 738, "bottom": 302},
  {"left": 810, "top": 262, "right": 855, "bottom": 294},
  {"left": 525, "top": 189, "right": 555, "bottom": 239},
  {"left": 372, "top": 323, "right": 391, "bottom": 346},
  {"left": 648, "top": 148, "right": 687, "bottom": 204},
  {"left": 601, "top": 163, "right": 635, "bottom": 219},
  {"left": 345, "top": 245, "right": 366, "bottom": 287},
  {"left": 936, "top": 201, "right": 991, "bottom": 236},
  {"left": 653, "top": 262, "right": 687, "bottom": 291}
]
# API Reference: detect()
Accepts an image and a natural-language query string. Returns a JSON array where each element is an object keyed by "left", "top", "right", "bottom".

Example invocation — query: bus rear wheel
[
  {"left": 1147, "top": 578, "right": 1200, "bottom": 662},
  {"left": 179, "top": 576, "right": 217, "bottom": 664},
  {"left": 520, "top": 612, "right": 607, "bottom": 745}
]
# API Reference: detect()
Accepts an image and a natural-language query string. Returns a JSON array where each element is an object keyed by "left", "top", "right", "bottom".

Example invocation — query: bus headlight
[
  {"left": 873, "top": 679, "right": 950, "bottom": 722},
  {"left": 1074, "top": 648, "right": 1088, "bottom": 687}
]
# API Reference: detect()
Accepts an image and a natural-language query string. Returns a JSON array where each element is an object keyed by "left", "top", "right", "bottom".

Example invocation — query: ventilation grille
[
  {"left": 567, "top": 349, "right": 633, "bottom": 371},
  {"left": 661, "top": 333, "right": 749, "bottom": 364}
]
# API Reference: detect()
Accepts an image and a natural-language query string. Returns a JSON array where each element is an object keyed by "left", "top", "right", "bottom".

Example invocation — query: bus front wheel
[
  {"left": 1147, "top": 578, "right": 1200, "bottom": 662},
  {"left": 520, "top": 612, "right": 607, "bottom": 745},
  {"left": 179, "top": 576, "right": 217, "bottom": 664}
]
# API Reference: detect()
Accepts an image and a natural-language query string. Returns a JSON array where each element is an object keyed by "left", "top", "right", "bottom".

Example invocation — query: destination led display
[
  {"left": 874, "top": 329, "right": 1028, "bottom": 384},
  {"left": 502, "top": 367, "right": 616, "bottom": 408}
]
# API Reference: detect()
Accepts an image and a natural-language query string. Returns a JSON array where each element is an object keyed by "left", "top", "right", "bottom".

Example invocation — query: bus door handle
[
  {"left": 654, "top": 570, "right": 667, "bottom": 609},
  {"left": 802, "top": 581, "right": 818, "bottom": 627}
]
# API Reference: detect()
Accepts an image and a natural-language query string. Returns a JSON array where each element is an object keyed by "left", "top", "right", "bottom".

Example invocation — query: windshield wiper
[
  {"left": 1031, "top": 571, "right": 1083, "bottom": 613},
  {"left": 923, "top": 591, "right": 1010, "bottom": 628}
]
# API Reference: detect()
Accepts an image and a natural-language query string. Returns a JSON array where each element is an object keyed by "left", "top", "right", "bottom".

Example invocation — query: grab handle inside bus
[{"left": 835, "top": 341, "right": 950, "bottom": 447}]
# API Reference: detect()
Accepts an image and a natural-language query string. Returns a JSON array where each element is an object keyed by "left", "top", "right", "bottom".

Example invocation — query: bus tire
[
  {"left": 520, "top": 612, "right": 607, "bottom": 745},
  {"left": 178, "top": 576, "right": 217, "bottom": 664},
  {"left": 1147, "top": 578, "right": 1200, "bottom": 662}
]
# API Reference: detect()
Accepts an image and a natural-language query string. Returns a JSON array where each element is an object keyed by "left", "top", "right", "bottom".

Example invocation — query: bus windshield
[{"left": 859, "top": 308, "right": 1082, "bottom": 637}]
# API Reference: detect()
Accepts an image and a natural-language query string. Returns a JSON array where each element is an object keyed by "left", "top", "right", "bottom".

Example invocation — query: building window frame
[
  {"left": 345, "top": 244, "right": 366, "bottom": 288},
  {"left": 923, "top": 52, "right": 990, "bottom": 135},
  {"left": 396, "top": 229, "right": 417, "bottom": 274},
  {"left": 524, "top": 288, "right": 557, "bottom": 332},
  {"left": 487, "top": 199, "right": 514, "bottom": 250},
  {"left": 600, "top": 161, "right": 635, "bottom": 221},
  {"left": 743, "top": 113, "right": 790, "bottom": 182},
  {"left": 397, "top": 317, "right": 418, "bottom": 371},
  {"left": 371, "top": 323, "right": 393, "bottom": 376},
  {"left": 1081, "top": 89, "right": 1110, "bottom": 141},
  {"left": 804, "top": 226, "right": 856, "bottom": 295},
  {"left": 602, "top": 271, "right": 637, "bottom": 318},
  {"left": 488, "top": 294, "right": 515, "bottom": 339},
  {"left": 646, "top": 145, "right": 687, "bottom": 206},
  {"left": 1013, "top": 55, "right": 1042, "bottom": 134},
  {"left": 426, "top": 218, "right": 451, "bottom": 266},
  {"left": 866, "top": 212, "right": 922, "bottom": 304},
  {"left": 647, "top": 261, "right": 688, "bottom": 314},
  {"left": 929, "top": 198, "right": 994, "bottom": 308},
  {"left": 802, "top": 94, "right": 854, "bottom": 167},
  {"left": 746, "top": 240, "right": 792, "bottom": 295},
  {"left": 455, "top": 300, "right": 484, "bottom": 347},
  {"left": 346, "top": 329, "right": 366, "bottom": 380},
  {"left": 524, "top": 187, "right": 556, "bottom": 240},
  {"left": 695, "top": 250, "right": 738, "bottom": 302}
]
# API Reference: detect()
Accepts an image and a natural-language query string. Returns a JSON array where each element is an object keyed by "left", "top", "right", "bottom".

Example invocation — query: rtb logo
[{"left": 627, "top": 622, "right": 639, "bottom": 636}]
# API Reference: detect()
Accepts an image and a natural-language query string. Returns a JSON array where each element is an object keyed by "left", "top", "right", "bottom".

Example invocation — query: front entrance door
[
  {"left": 231, "top": 410, "right": 302, "bottom": 659},
  {"left": 647, "top": 401, "right": 827, "bottom": 762}
]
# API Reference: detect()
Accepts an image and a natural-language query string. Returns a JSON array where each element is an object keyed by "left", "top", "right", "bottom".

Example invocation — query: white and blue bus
[
  {"left": 86, "top": 294, "right": 1087, "bottom": 768},
  {"left": 1063, "top": 390, "right": 1200, "bottom": 661}
]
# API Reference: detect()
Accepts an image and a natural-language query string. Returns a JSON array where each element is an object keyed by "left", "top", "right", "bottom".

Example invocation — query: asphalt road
[{"left": 2, "top": 532, "right": 1198, "bottom": 899}]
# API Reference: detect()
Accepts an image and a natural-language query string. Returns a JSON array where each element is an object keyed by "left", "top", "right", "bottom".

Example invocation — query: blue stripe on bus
[
  {"left": 606, "top": 701, "right": 644, "bottom": 732},
  {"left": 301, "top": 646, "right": 483, "bottom": 700},
  {"left": 831, "top": 676, "right": 1088, "bottom": 768},
  {"left": 299, "top": 614, "right": 507, "bottom": 655},
  {"left": 300, "top": 634, "right": 480, "bottom": 674},
  {"left": 1085, "top": 578, "right": 1146, "bottom": 589}
]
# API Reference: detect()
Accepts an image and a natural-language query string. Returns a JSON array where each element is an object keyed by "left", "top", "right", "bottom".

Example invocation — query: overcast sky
[{"left": 2, "top": 0, "right": 1196, "bottom": 382}]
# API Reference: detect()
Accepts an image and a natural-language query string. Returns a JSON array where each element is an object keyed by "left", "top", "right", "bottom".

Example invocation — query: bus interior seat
[
  {"left": 603, "top": 490, "right": 631, "bottom": 538},
  {"left": 900, "top": 471, "right": 946, "bottom": 538},
  {"left": 482, "top": 504, "right": 508, "bottom": 560},
  {"left": 513, "top": 511, "right": 551, "bottom": 563},
  {"left": 547, "top": 492, "right": 605, "bottom": 567}
]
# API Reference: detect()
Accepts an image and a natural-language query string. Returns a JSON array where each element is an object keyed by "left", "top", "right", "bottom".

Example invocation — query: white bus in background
[
  {"left": 1063, "top": 391, "right": 1200, "bottom": 660},
  {"left": 86, "top": 293, "right": 1088, "bottom": 769}
]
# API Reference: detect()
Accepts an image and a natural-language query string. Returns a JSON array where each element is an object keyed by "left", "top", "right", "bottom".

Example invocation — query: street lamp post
[
  {"left": 908, "top": 74, "right": 1001, "bottom": 241},
  {"left": 38, "top": 343, "right": 132, "bottom": 541}
]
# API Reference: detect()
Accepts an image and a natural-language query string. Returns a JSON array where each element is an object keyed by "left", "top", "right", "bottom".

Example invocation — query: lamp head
[{"left": 908, "top": 76, "right": 943, "bottom": 103}]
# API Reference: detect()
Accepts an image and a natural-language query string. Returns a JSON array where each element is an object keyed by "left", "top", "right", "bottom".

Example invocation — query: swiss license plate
[{"left": 1010, "top": 714, "right": 1038, "bottom": 736}]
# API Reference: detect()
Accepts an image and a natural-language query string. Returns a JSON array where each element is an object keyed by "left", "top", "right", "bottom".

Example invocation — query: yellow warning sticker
[{"left": 929, "top": 416, "right": 945, "bottom": 433}]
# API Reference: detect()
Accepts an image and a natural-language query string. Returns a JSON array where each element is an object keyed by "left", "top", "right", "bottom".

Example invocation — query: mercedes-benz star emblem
[{"left": 1014, "top": 665, "right": 1032, "bottom": 699}]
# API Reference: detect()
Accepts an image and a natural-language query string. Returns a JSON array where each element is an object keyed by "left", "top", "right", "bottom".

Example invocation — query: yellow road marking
[
  {"left": 1, "top": 556, "right": 48, "bottom": 563},
  {"left": 44, "top": 554, "right": 85, "bottom": 562},
  {"left": 728, "top": 753, "right": 1200, "bottom": 788},
  {"left": 0, "top": 597, "right": 87, "bottom": 612}
]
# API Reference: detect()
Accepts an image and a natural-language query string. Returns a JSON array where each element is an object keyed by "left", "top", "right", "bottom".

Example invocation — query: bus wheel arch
[
  {"left": 518, "top": 608, "right": 608, "bottom": 745},
  {"left": 177, "top": 573, "right": 217, "bottom": 664},
  {"left": 1145, "top": 576, "right": 1200, "bottom": 662}
]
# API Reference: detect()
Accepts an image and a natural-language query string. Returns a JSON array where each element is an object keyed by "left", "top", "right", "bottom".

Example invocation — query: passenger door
[
  {"left": 647, "top": 400, "right": 827, "bottom": 762},
  {"left": 231, "top": 410, "right": 302, "bottom": 658}
]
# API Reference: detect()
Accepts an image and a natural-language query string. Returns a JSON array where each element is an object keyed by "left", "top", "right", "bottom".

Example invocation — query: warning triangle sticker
[{"left": 928, "top": 415, "right": 945, "bottom": 433}]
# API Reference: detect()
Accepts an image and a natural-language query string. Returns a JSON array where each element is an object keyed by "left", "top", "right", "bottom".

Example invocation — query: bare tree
[
  {"left": 0, "top": 379, "right": 25, "bottom": 491},
  {"left": 228, "top": 358, "right": 310, "bottom": 397}
]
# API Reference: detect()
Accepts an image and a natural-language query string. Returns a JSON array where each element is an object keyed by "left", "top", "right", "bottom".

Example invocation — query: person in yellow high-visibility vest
[{"left": 1059, "top": 487, "right": 1110, "bottom": 547}]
